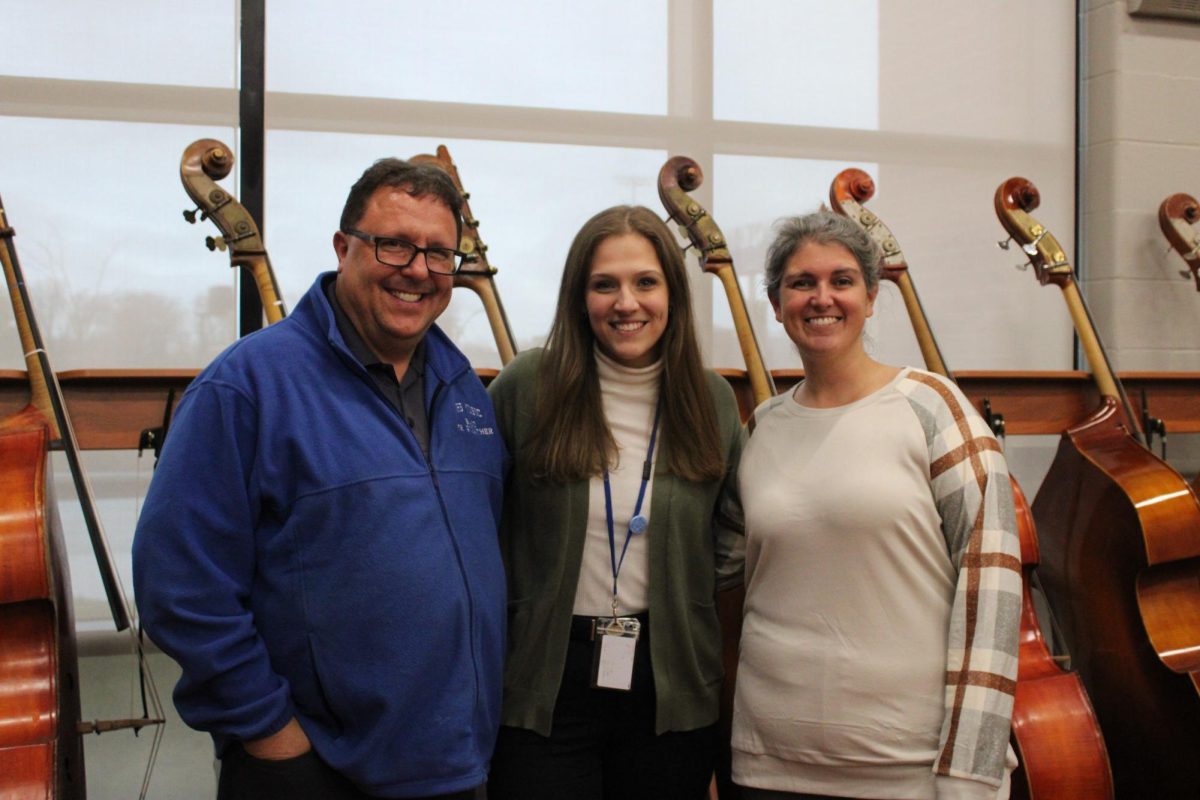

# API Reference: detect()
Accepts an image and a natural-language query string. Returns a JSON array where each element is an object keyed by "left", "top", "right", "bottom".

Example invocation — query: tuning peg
[
  {"left": 1182, "top": 270, "right": 1193, "bottom": 280},
  {"left": 1014, "top": 261, "right": 1030, "bottom": 272},
  {"left": 205, "top": 236, "right": 228, "bottom": 252},
  {"left": 183, "top": 206, "right": 201, "bottom": 224},
  {"left": 982, "top": 399, "right": 1006, "bottom": 441},
  {"left": 997, "top": 236, "right": 1013, "bottom": 251}
]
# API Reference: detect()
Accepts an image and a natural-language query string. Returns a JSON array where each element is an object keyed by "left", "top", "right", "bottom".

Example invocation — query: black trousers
[
  {"left": 216, "top": 741, "right": 482, "bottom": 800},
  {"left": 737, "top": 790, "right": 854, "bottom": 800},
  {"left": 488, "top": 614, "right": 717, "bottom": 800}
]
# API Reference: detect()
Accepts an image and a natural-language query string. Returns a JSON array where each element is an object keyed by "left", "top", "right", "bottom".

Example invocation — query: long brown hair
[{"left": 526, "top": 205, "right": 724, "bottom": 483}]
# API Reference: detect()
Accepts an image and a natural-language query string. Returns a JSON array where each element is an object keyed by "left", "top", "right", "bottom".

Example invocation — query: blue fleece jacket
[{"left": 132, "top": 273, "right": 507, "bottom": 798}]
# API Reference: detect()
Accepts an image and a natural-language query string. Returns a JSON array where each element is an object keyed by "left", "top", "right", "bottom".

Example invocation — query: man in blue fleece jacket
[{"left": 133, "top": 158, "right": 507, "bottom": 799}]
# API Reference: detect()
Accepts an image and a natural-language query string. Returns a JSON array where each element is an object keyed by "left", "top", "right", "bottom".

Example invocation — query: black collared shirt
[{"left": 325, "top": 276, "right": 430, "bottom": 457}]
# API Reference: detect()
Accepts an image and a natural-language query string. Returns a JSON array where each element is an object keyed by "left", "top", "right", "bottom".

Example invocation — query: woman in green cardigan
[{"left": 486, "top": 205, "right": 744, "bottom": 800}]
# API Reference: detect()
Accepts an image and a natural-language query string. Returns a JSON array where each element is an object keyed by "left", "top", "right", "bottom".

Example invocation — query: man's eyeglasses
[{"left": 342, "top": 228, "right": 465, "bottom": 275}]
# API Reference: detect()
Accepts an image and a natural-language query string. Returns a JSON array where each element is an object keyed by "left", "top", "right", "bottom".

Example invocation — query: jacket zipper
[
  {"left": 424, "top": 379, "right": 483, "bottom": 716},
  {"left": 344, "top": 342, "right": 486, "bottom": 719}
]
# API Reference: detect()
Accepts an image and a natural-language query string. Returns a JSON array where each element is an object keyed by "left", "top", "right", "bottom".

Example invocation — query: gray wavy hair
[{"left": 763, "top": 210, "right": 883, "bottom": 303}]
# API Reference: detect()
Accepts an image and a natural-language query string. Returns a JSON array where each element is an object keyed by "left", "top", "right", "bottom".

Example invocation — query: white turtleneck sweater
[{"left": 572, "top": 349, "right": 662, "bottom": 617}]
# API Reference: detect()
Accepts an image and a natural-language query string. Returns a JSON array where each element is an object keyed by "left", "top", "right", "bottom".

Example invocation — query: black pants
[
  {"left": 737, "top": 790, "right": 854, "bottom": 800},
  {"left": 217, "top": 742, "right": 482, "bottom": 800},
  {"left": 488, "top": 614, "right": 717, "bottom": 800}
]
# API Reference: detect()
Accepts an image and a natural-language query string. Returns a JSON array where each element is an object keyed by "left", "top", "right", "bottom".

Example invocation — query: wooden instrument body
[
  {"left": 1032, "top": 398, "right": 1200, "bottom": 795},
  {"left": 1, "top": 192, "right": 165, "bottom": 798},
  {"left": 1, "top": 196, "right": 91, "bottom": 798},
  {"left": 1009, "top": 475, "right": 1111, "bottom": 799},
  {"left": 0, "top": 408, "right": 85, "bottom": 799}
]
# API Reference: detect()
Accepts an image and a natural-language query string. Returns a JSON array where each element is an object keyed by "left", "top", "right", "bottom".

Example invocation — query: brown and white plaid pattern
[{"left": 899, "top": 371, "right": 1022, "bottom": 787}]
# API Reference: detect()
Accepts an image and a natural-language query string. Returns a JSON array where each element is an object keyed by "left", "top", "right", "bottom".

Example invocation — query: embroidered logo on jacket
[{"left": 455, "top": 402, "right": 495, "bottom": 435}]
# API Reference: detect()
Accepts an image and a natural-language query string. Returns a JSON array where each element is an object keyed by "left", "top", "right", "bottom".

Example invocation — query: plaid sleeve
[{"left": 900, "top": 371, "right": 1022, "bottom": 791}]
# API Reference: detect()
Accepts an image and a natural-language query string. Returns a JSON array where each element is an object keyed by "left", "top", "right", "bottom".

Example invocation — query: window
[
  {"left": 1, "top": 0, "right": 1077, "bottom": 622},
  {"left": 0, "top": 0, "right": 236, "bottom": 87},
  {"left": 714, "top": 0, "right": 879, "bottom": 129},
  {"left": 266, "top": 0, "right": 667, "bottom": 114}
]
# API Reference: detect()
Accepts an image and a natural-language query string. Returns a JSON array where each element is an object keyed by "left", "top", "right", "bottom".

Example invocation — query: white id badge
[{"left": 590, "top": 617, "right": 641, "bottom": 691}]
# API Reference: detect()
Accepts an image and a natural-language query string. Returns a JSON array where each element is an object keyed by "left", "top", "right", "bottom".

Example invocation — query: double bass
[
  {"left": 995, "top": 177, "right": 1200, "bottom": 796},
  {"left": 657, "top": 156, "right": 773, "bottom": 800},
  {"left": 0, "top": 196, "right": 163, "bottom": 798},
  {"left": 830, "top": 168, "right": 1112, "bottom": 799},
  {"left": 410, "top": 145, "right": 518, "bottom": 366}
]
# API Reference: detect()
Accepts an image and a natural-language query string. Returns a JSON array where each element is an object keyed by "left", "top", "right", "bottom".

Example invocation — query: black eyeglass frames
[{"left": 342, "top": 228, "right": 465, "bottom": 275}]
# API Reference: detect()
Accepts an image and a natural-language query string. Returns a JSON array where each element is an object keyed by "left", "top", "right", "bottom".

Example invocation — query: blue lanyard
[{"left": 603, "top": 396, "right": 662, "bottom": 616}]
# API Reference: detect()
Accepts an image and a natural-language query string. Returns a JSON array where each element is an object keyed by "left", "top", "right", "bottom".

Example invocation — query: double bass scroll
[
  {"left": 1158, "top": 192, "right": 1200, "bottom": 290},
  {"left": 657, "top": 156, "right": 775, "bottom": 408},
  {"left": 828, "top": 168, "right": 951, "bottom": 377},
  {"left": 180, "top": 138, "right": 286, "bottom": 324},
  {"left": 409, "top": 145, "right": 518, "bottom": 366}
]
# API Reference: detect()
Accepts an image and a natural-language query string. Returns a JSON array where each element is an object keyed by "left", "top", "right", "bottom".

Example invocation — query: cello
[
  {"left": 409, "top": 145, "right": 517, "bottom": 366},
  {"left": 0, "top": 195, "right": 163, "bottom": 798},
  {"left": 180, "top": 138, "right": 287, "bottom": 324},
  {"left": 830, "top": 168, "right": 1112, "bottom": 799},
  {"left": 1158, "top": 192, "right": 1200, "bottom": 291},
  {"left": 995, "top": 176, "right": 1200, "bottom": 797}
]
